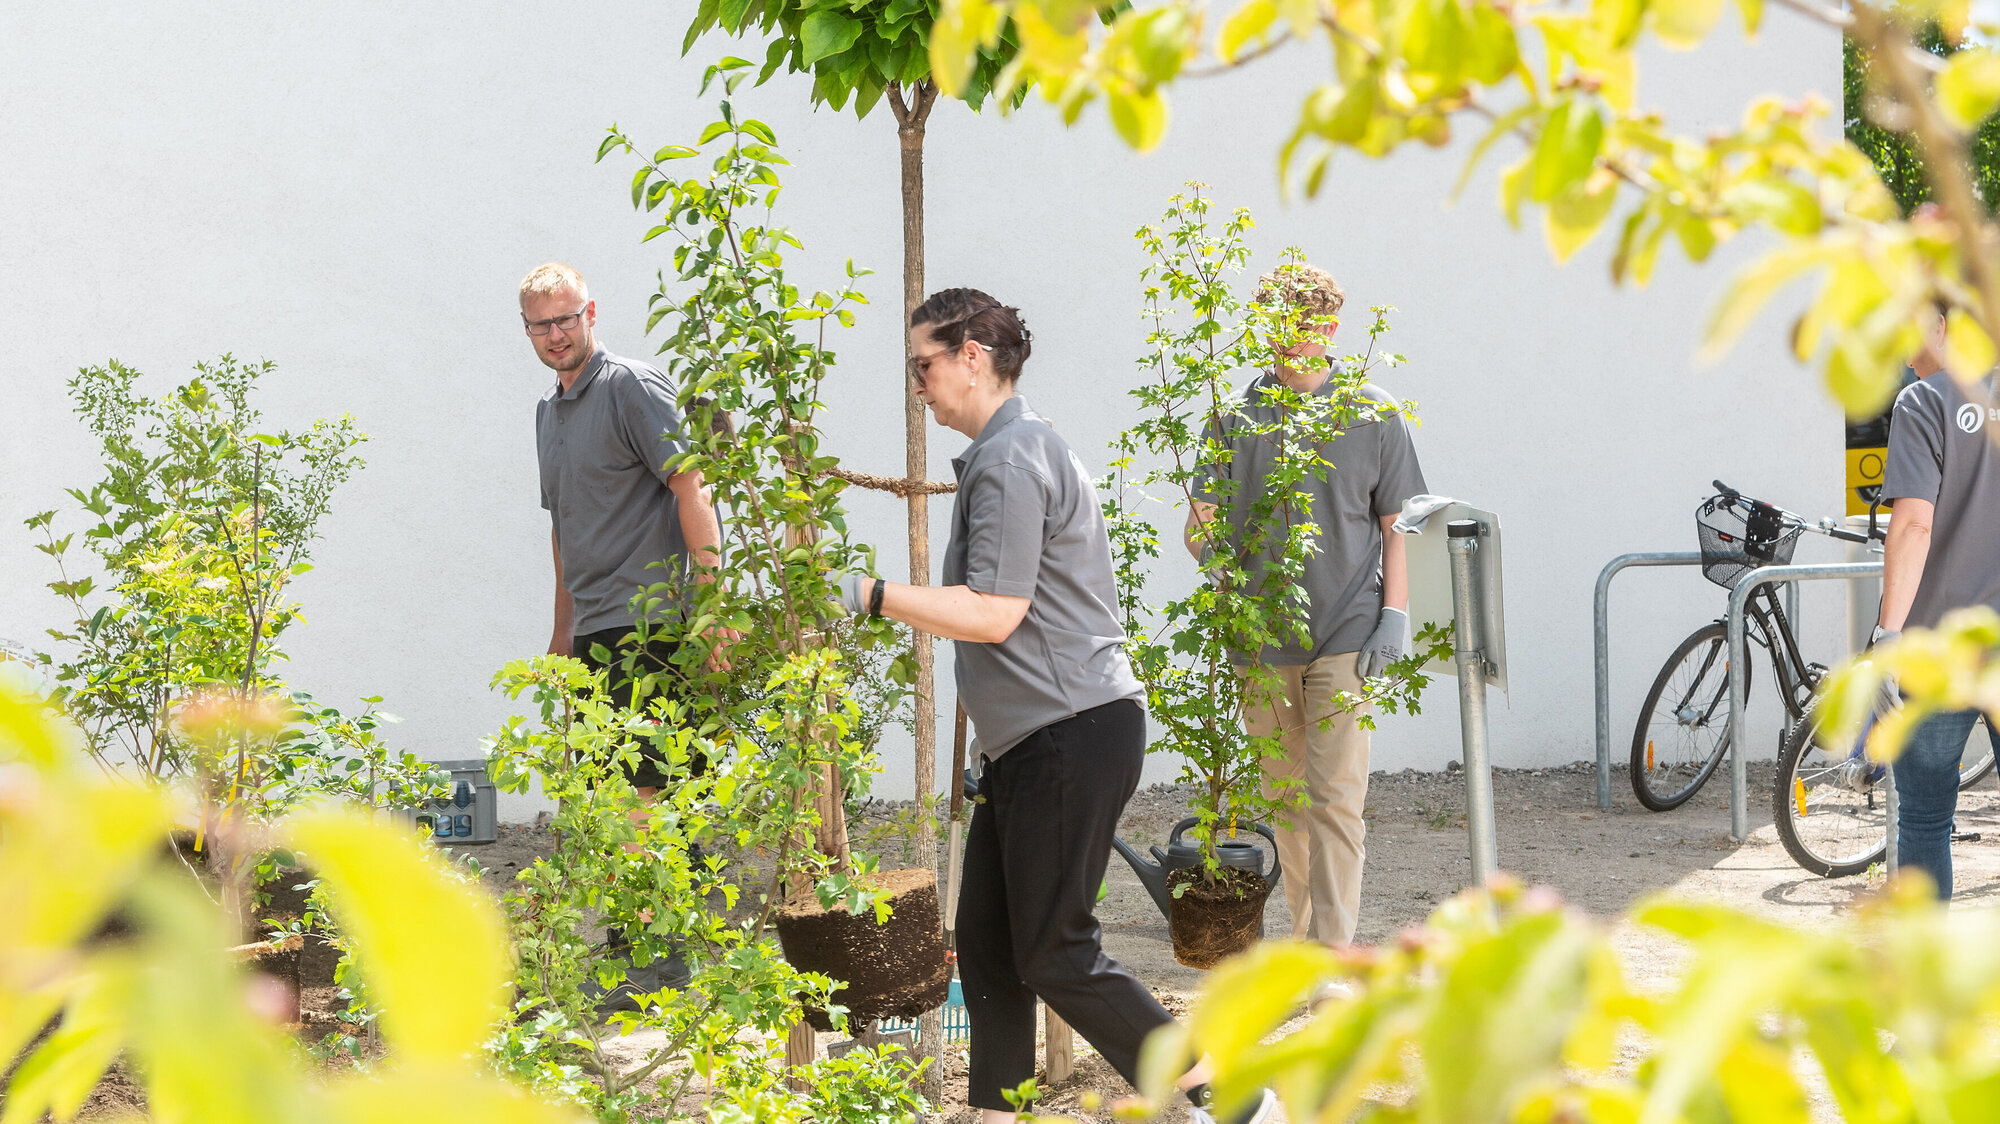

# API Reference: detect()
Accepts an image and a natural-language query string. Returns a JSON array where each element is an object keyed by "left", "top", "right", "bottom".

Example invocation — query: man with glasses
[
  {"left": 1184, "top": 263, "right": 1425, "bottom": 949},
  {"left": 523, "top": 261, "right": 727, "bottom": 1002}
]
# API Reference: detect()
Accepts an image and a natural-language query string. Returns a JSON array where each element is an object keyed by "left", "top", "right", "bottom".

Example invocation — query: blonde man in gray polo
[
  {"left": 522, "top": 261, "right": 729, "bottom": 1003},
  {"left": 1185, "top": 264, "right": 1426, "bottom": 948}
]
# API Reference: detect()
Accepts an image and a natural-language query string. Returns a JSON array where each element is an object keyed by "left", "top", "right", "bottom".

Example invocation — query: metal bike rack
[
  {"left": 1592, "top": 553, "right": 1705, "bottom": 809},
  {"left": 1725, "top": 561, "right": 1883, "bottom": 840}
]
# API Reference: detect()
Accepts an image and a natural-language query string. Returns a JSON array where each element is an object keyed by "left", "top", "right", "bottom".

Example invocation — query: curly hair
[
  {"left": 910, "top": 288, "right": 1034, "bottom": 382},
  {"left": 1253, "top": 263, "right": 1344, "bottom": 321}
]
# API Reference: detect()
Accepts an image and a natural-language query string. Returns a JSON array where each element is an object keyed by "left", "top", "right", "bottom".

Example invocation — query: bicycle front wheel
[
  {"left": 1774, "top": 699, "right": 1888, "bottom": 878},
  {"left": 1630, "top": 622, "right": 1744, "bottom": 812}
]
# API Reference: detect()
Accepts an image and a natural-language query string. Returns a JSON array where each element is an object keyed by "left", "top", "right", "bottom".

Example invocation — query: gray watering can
[{"left": 1111, "top": 817, "right": 1282, "bottom": 921}]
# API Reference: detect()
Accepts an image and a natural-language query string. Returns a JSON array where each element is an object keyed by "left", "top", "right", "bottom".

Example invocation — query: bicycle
[
  {"left": 1775, "top": 668, "right": 1998, "bottom": 877},
  {"left": 1630, "top": 482, "right": 1882, "bottom": 811}
]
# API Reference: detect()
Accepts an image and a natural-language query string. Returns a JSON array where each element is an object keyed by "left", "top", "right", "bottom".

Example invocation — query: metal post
[
  {"left": 1885, "top": 761, "right": 1899, "bottom": 874},
  {"left": 1448, "top": 520, "right": 1499, "bottom": 883},
  {"left": 1724, "top": 561, "right": 1884, "bottom": 840},
  {"left": 1844, "top": 513, "right": 1886, "bottom": 656},
  {"left": 1593, "top": 552, "right": 1705, "bottom": 809}
]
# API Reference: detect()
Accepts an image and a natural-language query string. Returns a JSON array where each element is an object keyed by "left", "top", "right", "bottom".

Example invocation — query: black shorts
[{"left": 574, "top": 624, "right": 705, "bottom": 790}]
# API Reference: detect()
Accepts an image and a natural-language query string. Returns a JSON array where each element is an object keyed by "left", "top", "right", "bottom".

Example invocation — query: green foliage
[
  {"left": 1147, "top": 874, "right": 2000, "bottom": 1124},
  {"left": 1818, "top": 605, "right": 2000, "bottom": 762},
  {"left": 1107, "top": 187, "right": 1445, "bottom": 877},
  {"left": 1846, "top": 27, "right": 2000, "bottom": 216},
  {"left": 24, "top": 356, "right": 443, "bottom": 859},
  {"left": 482, "top": 98, "right": 925, "bottom": 1121},
  {"left": 0, "top": 685, "right": 583, "bottom": 1124},
  {"left": 684, "top": 0, "right": 1017, "bottom": 115},
  {"left": 487, "top": 656, "right": 917, "bottom": 1122},
  {"left": 928, "top": 0, "right": 2000, "bottom": 417}
]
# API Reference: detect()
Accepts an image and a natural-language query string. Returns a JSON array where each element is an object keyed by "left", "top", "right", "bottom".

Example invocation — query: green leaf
[
  {"left": 1650, "top": 0, "right": 1725, "bottom": 48},
  {"left": 802, "top": 10, "right": 865, "bottom": 65},
  {"left": 1220, "top": 0, "right": 1279, "bottom": 62},
  {"left": 1530, "top": 99, "right": 1604, "bottom": 203},
  {"left": 1939, "top": 49, "right": 2000, "bottom": 131},
  {"left": 1545, "top": 173, "right": 1619, "bottom": 262},
  {"left": 1133, "top": 8, "right": 1191, "bottom": 82},
  {"left": 1109, "top": 87, "right": 1170, "bottom": 150},
  {"left": 1718, "top": 176, "right": 1822, "bottom": 235},
  {"left": 0, "top": 968, "right": 130, "bottom": 1124},
  {"left": 1451, "top": 102, "right": 1536, "bottom": 202},
  {"left": 1499, "top": 156, "right": 1533, "bottom": 226},
  {"left": 1699, "top": 239, "right": 1830, "bottom": 364},
  {"left": 286, "top": 805, "right": 512, "bottom": 1064}
]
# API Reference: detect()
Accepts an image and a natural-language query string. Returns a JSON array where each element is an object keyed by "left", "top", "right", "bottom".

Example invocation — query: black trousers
[
  {"left": 574, "top": 624, "right": 704, "bottom": 790},
  {"left": 957, "top": 699, "right": 1175, "bottom": 1111}
]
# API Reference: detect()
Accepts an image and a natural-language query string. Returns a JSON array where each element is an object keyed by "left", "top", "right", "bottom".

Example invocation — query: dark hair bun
[{"left": 910, "top": 288, "right": 1032, "bottom": 382}]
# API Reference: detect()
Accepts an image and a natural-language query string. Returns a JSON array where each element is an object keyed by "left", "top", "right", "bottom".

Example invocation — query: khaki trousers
[{"left": 1244, "top": 654, "right": 1370, "bottom": 945}]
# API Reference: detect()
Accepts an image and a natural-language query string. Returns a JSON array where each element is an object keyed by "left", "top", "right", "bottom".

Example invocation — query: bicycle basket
[{"left": 1696, "top": 493, "right": 1800, "bottom": 590}]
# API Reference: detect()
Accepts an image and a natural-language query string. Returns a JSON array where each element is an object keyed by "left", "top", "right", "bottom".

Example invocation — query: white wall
[{"left": 0, "top": 3, "right": 1845, "bottom": 819}]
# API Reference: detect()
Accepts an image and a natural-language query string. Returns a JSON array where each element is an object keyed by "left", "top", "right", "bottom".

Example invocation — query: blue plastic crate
[{"left": 877, "top": 979, "right": 967, "bottom": 1043}]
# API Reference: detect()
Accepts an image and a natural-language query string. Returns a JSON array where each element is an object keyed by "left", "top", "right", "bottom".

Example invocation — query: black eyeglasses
[{"left": 524, "top": 308, "right": 587, "bottom": 337}]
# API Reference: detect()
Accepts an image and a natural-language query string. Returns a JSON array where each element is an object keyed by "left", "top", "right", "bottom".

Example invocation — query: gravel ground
[{"left": 450, "top": 760, "right": 2000, "bottom": 1121}]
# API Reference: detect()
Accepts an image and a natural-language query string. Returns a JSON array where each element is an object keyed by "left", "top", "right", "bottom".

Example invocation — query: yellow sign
[{"left": 1846, "top": 446, "right": 1885, "bottom": 516}]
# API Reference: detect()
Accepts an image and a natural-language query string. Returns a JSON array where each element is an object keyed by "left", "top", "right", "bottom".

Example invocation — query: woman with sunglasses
[{"left": 834, "top": 288, "right": 1273, "bottom": 1124}]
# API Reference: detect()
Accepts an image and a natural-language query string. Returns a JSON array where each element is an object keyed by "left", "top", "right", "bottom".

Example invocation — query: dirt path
[{"left": 419, "top": 762, "right": 2000, "bottom": 1121}]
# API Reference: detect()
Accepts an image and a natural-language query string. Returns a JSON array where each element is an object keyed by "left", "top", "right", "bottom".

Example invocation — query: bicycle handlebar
[{"left": 1707, "top": 481, "right": 1884, "bottom": 545}]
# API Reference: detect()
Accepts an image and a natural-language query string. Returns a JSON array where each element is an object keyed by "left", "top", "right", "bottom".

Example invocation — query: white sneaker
[{"left": 1190, "top": 1087, "right": 1276, "bottom": 1124}]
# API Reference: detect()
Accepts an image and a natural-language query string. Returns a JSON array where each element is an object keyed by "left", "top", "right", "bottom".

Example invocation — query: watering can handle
[
  {"left": 1166, "top": 816, "right": 1201, "bottom": 849},
  {"left": 1251, "top": 821, "right": 1282, "bottom": 886}
]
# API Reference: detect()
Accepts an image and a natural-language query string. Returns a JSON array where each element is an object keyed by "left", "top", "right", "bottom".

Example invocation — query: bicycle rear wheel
[
  {"left": 1774, "top": 699, "right": 1888, "bottom": 878},
  {"left": 1960, "top": 715, "right": 1995, "bottom": 789},
  {"left": 1630, "top": 622, "right": 1744, "bottom": 812}
]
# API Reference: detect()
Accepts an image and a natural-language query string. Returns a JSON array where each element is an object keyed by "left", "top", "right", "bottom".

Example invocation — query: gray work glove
[
  {"left": 1357, "top": 607, "right": 1409, "bottom": 679},
  {"left": 832, "top": 571, "right": 872, "bottom": 617}
]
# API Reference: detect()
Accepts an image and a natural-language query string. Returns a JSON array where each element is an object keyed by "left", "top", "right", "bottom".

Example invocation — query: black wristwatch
[{"left": 868, "top": 577, "right": 886, "bottom": 618}]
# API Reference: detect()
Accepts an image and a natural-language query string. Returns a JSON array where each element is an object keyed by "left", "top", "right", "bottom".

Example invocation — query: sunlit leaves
[
  {"left": 288, "top": 805, "right": 512, "bottom": 1064},
  {"left": 1530, "top": 98, "right": 1606, "bottom": 202},
  {"left": 1546, "top": 169, "right": 1620, "bottom": 262},
  {"left": 1648, "top": 0, "right": 1726, "bottom": 49},
  {"left": 1945, "top": 306, "right": 1998, "bottom": 378},
  {"left": 1940, "top": 48, "right": 2000, "bottom": 131}
]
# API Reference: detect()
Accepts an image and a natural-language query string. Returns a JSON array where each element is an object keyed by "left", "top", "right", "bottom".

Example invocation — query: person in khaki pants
[{"left": 1185, "top": 264, "right": 1426, "bottom": 946}]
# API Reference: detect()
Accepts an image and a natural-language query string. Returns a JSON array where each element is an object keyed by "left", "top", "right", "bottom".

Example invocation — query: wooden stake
[
  {"left": 786, "top": 1020, "right": 817, "bottom": 1088},
  {"left": 1045, "top": 1006, "right": 1074, "bottom": 1085}
]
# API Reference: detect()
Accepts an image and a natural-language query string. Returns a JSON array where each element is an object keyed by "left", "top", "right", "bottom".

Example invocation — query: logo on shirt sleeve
[{"left": 1958, "top": 402, "right": 1986, "bottom": 434}]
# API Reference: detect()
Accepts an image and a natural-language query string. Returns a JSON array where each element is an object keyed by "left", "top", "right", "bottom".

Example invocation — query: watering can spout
[{"left": 1110, "top": 835, "right": 1174, "bottom": 918}]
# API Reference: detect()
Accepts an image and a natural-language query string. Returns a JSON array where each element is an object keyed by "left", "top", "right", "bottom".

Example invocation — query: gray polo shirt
[
  {"left": 1882, "top": 370, "right": 2000, "bottom": 630},
  {"left": 536, "top": 344, "right": 691, "bottom": 636},
  {"left": 944, "top": 396, "right": 1146, "bottom": 759},
  {"left": 1200, "top": 377, "right": 1427, "bottom": 665}
]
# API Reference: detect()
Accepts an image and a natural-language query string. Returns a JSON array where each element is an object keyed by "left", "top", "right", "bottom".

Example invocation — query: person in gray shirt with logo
[
  {"left": 1186, "top": 264, "right": 1426, "bottom": 948},
  {"left": 832, "top": 289, "right": 1272, "bottom": 1124},
  {"left": 1880, "top": 302, "right": 2000, "bottom": 898}
]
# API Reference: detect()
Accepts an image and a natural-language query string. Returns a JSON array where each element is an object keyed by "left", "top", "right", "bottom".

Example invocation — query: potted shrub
[{"left": 1108, "top": 186, "right": 1445, "bottom": 967}]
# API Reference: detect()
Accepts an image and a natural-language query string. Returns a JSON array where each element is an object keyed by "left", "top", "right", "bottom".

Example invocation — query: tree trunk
[{"left": 889, "top": 77, "right": 945, "bottom": 1108}]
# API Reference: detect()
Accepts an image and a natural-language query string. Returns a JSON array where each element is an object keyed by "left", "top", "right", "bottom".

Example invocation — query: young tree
[{"left": 678, "top": 5, "right": 1021, "bottom": 1084}]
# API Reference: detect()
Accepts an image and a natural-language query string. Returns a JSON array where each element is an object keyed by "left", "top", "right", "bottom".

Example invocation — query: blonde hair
[
  {"left": 520, "top": 262, "right": 588, "bottom": 304},
  {"left": 1253, "top": 263, "right": 1344, "bottom": 321}
]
